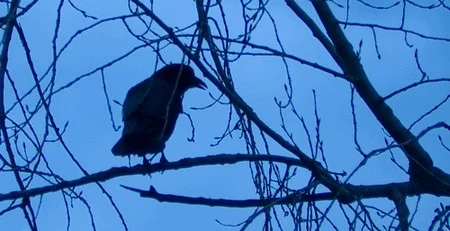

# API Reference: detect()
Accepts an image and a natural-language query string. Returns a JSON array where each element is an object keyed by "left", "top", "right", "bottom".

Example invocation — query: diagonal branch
[
  {"left": 284, "top": 0, "right": 343, "bottom": 73},
  {"left": 130, "top": 0, "right": 355, "bottom": 202},
  {"left": 0, "top": 1, "right": 38, "bottom": 230},
  {"left": 14, "top": 21, "right": 129, "bottom": 231},
  {"left": 310, "top": 1, "right": 449, "bottom": 189}
]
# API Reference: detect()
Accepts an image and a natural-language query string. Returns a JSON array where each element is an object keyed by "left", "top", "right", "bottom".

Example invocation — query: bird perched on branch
[{"left": 111, "top": 64, "right": 206, "bottom": 158}]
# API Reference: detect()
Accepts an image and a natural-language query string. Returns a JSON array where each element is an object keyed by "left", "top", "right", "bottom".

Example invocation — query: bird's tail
[
  {"left": 111, "top": 137, "right": 131, "bottom": 156},
  {"left": 111, "top": 135, "right": 165, "bottom": 156}
]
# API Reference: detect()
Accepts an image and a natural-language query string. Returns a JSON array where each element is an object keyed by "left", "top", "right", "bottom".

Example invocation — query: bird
[{"left": 111, "top": 64, "right": 206, "bottom": 158}]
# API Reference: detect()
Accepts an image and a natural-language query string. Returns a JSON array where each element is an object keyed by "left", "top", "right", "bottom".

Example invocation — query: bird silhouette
[{"left": 111, "top": 64, "right": 206, "bottom": 157}]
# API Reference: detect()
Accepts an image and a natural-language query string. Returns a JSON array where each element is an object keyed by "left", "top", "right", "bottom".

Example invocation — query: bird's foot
[
  {"left": 159, "top": 153, "right": 168, "bottom": 165},
  {"left": 159, "top": 152, "right": 169, "bottom": 175},
  {"left": 142, "top": 156, "right": 151, "bottom": 168},
  {"left": 142, "top": 153, "right": 159, "bottom": 166}
]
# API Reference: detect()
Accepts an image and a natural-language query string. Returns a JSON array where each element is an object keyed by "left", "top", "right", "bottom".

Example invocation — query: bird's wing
[
  {"left": 123, "top": 115, "right": 166, "bottom": 137},
  {"left": 122, "top": 77, "right": 181, "bottom": 121}
]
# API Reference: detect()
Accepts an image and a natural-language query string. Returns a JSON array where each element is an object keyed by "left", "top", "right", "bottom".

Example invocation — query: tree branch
[
  {"left": 310, "top": 0, "right": 447, "bottom": 188},
  {"left": 130, "top": 0, "right": 354, "bottom": 203},
  {"left": 0, "top": 1, "right": 38, "bottom": 230},
  {"left": 389, "top": 188, "right": 410, "bottom": 231},
  {"left": 121, "top": 185, "right": 334, "bottom": 208},
  {"left": 0, "top": 154, "right": 305, "bottom": 202}
]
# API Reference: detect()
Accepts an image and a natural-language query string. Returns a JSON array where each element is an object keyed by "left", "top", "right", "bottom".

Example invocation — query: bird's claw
[{"left": 159, "top": 153, "right": 168, "bottom": 164}]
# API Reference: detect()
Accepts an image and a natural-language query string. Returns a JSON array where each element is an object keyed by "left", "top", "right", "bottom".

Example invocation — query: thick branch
[
  {"left": 0, "top": 154, "right": 304, "bottom": 202},
  {"left": 2, "top": 153, "right": 448, "bottom": 206},
  {"left": 389, "top": 188, "right": 410, "bottom": 231},
  {"left": 310, "top": 1, "right": 445, "bottom": 186},
  {"left": 284, "top": 0, "right": 342, "bottom": 73}
]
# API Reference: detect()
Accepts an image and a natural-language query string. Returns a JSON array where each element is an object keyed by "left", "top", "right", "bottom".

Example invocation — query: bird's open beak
[{"left": 193, "top": 77, "right": 207, "bottom": 90}]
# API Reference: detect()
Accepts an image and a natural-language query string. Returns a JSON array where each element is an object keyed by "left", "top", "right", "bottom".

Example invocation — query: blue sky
[{"left": 1, "top": 0, "right": 449, "bottom": 230}]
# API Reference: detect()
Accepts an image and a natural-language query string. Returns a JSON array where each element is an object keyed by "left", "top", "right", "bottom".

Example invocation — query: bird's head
[{"left": 159, "top": 64, "right": 207, "bottom": 93}]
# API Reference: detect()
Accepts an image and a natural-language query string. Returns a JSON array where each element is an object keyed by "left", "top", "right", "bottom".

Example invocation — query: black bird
[{"left": 111, "top": 64, "right": 206, "bottom": 157}]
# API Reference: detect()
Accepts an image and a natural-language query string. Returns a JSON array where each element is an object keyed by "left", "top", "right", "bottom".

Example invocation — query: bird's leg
[
  {"left": 159, "top": 151, "right": 168, "bottom": 164},
  {"left": 143, "top": 154, "right": 159, "bottom": 167},
  {"left": 142, "top": 156, "right": 150, "bottom": 167},
  {"left": 158, "top": 151, "right": 168, "bottom": 175},
  {"left": 142, "top": 155, "right": 156, "bottom": 178}
]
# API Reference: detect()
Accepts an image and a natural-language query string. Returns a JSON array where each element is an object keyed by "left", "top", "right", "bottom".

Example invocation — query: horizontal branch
[
  {"left": 338, "top": 21, "right": 450, "bottom": 42},
  {"left": 122, "top": 185, "right": 335, "bottom": 207},
  {"left": 123, "top": 179, "right": 450, "bottom": 207},
  {"left": 0, "top": 154, "right": 304, "bottom": 202},
  {"left": 2, "top": 152, "right": 447, "bottom": 206}
]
